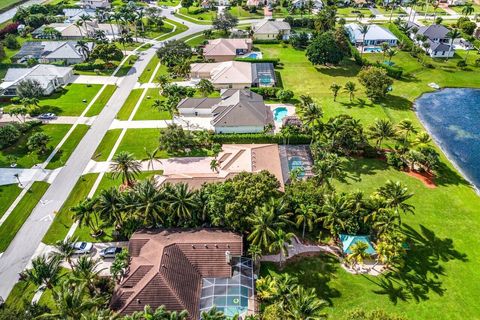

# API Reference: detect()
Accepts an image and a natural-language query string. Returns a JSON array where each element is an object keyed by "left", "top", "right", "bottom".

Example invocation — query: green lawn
[
  {"left": 117, "top": 89, "right": 144, "bottom": 120},
  {"left": 336, "top": 7, "right": 372, "bottom": 17},
  {"left": 258, "top": 43, "right": 480, "bottom": 318},
  {"left": 415, "top": 6, "right": 448, "bottom": 15},
  {"left": 158, "top": 0, "right": 180, "bottom": 5},
  {"left": 139, "top": 55, "right": 160, "bottom": 83},
  {"left": 228, "top": 6, "right": 264, "bottom": 19},
  {"left": 0, "top": 184, "right": 22, "bottom": 220},
  {"left": 0, "top": 182, "right": 49, "bottom": 252},
  {"left": 5, "top": 279, "right": 37, "bottom": 310},
  {"left": 178, "top": 7, "right": 217, "bottom": 21},
  {"left": 448, "top": 2, "right": 480, "bottom": 14},
  {"left": 85, "top": 85, "right": 117, "bottom": 117},
  {"left": 375, "top": 6, "right": 406, "bottom": 15},
  {"left": 46, "top": 124, "right": 89, "bottom": 169},
  {"left": 0, "top": 0, "right": 23, "bottom": 11},
  {"left": 133, "top": 88, "right": 171, "bottom": 120},
  {"left": 160, "top": 19, "right": 189, "bottom": 39},
  {"left": 114, "top": 55, "right": 137, "bottom": 77},
  {"left": 143, "top": 22, "right": 175, "bottom": 39},
  {"left": 92, "top": 129, "right": 122, "bottom": 161},
  {"left": 0, "top": 124, "right": 85, "bottom": 169}
]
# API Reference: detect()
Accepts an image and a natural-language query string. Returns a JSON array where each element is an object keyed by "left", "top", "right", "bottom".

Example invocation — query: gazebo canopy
[{"left": 339, "top": 234, "right": 376, "bottom": 255}]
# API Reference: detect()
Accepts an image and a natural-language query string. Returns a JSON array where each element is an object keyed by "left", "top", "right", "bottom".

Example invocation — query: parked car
[
  {"left": 72, "top": 242, "right": 93, "bottom": 254},
  {"left": 38, "top": 113, "right": 56, "bottom": 120},
  {"left": 99, "top": 246, "right": 123, "bottom": 258}
]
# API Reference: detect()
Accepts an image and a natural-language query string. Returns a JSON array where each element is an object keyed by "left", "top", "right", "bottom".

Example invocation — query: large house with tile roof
[
  {"left": 12, "top": 41, "right": 94, "bottom": 64},
  {"left": 252, "top": 20, "right": 291, "bottom": 40},
  {"left": 203, "top": 38, "right": 253, "bottom": 62}
]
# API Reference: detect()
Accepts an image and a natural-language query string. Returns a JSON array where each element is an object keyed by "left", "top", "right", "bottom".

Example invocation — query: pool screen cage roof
[{"left": 199, "top": 257, "right": 254, "bottom": 319}]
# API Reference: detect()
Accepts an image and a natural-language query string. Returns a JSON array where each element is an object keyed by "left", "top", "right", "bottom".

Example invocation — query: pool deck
[
  {"left": 279, "top": 145, "right": 314, "bottom": 182},
  {"left": 267, "top": 103, "right": 296, "bottom": 133}
]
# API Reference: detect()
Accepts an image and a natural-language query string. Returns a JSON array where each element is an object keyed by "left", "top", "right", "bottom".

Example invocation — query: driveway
[{"left": 72, "top": 75, "right": 120, "bottom": 85}]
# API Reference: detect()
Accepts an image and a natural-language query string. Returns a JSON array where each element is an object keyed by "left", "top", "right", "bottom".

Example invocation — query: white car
[
  {"left": 72, "top": 242, "right": 93, "bottom": 254},
  {"left": 38, "top": 113, "right": 57, "bottom": 120},
  {"left": 99, "top": 246, "right": 123, "bottom": 259}
]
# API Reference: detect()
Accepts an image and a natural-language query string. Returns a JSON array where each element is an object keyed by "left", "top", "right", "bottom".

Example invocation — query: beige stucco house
[
  {"left": 203, "top": 38, "right": 253, "bottom": 62},
  {"left": 252, "top": 20, "right": 291, "bottom": 40}
]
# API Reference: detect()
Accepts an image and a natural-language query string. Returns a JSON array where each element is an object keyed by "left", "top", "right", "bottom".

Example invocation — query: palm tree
[
  {"left": 319, "top": 193, "right": 353, "bottom": 237},
  {"left": 295, "top": 204, "right": 317, "bottom": 239},
  {"left": 248, "top": 244, "right": 262, "bottom": 274},
  {"left": 110, "top": 151, "right": 142, "bottom": 186},
  {"left": 446, "top": 28, "right": 461, "bottom": 61},
  {"left": 196, "top": 79, "right": 215, "bottom": 97},
  {"left": 152, "top": 98, "right": 179, "bottom": 123},
  {"left": 157, "top": 75, "right": 170, "bottom": 93},
  {"left": 343, "top": 81, "right": 357, "bottom": 102},
  {"left": 71, "top": 256, "right": 104, "bottom": 295},
  {"left": 96, "top": 187, "right": 125, "bottom": 229},
  {"left": 386, "top": 48, "right": 397, "bottom": 63},
  {"left": 285, "top": 286, "right": 328, "bottom": 320},
  {"left": 358, "top": 24, "right": 370, "bottom": 57},
  {"left": 71, "top": 198, "right": 102, "bottom": 236},
  {"left": 210, "top": 159, "right": 220, "bottom": 173},
  {"left": 200, "top": 306, "right": 226, "bottom": 320},
  {"left": 368, "top": 119, "right": 396, "bottom": 149},
  {"left": 345, "top": 241, "right": 371, "bottom": 268},
  {"left": 414, "top": 131, "right": 431, "bottom": 146},
  {"left": 42, "top": 281, "right": 104, "bottom": 319},
  {"left": 377, "top": 180, "right": 415, "bottom": 219},
  {"left": 104, "top": 11, "right": 116, "bottom": 41},
  {"left": 431, "top": 1, "right": 439, "bottom": 23},
  {"left": 79, "top": 14, "right": 92, "bottom": 37},
  {"left": 75, "top": 20, "right": 85, "bottom": 38},
  {"left": 75, "top": 40, "right": 91, "bottom": 61},
  {"left": 129, "top": 179, "right": 166, "bottom": 225},
  {"left": 268, "top": 229, "right": 294, "bottom": 268},
  {"left": 166, "top": 183, "right": 198, "bottom": 222},
  {"left": 21, "top": 255, "right": 62, "bottom": 290},
  {"left": 462, "top": 3, "right": 474, "bottom": 16},
  {"left": 128, "top": 305, "right": 188, "bottom": 320},
  {"left": 144, "top": 147, "right": 161, "bottom": 171},
  {"left": 298, "top": 102, "right": 323, "bottom": 128},
  {"left": 396, "top": 119, "right": 417, "bottom": 145},
  {"left": 54, "top": 237, "right": 77, "bottom": 268},
  {"left": 246, "top": 199, "right": 290, "bottom": 252},
  {"left": 330, "top": 83, "right": 341, "bottom": 101}
]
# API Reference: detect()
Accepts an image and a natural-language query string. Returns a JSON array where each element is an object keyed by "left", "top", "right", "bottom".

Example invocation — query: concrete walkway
[
  {"left": 83, "top": 159, "right": 163, "bottom": 175},
  {"left": 72, "top": 75, "right": 120, "bottom": 85},
  {"left": 0, "top": 167, "right": 60, "bottom": 187},
  {"left": 0, "top": 115, "right": 95, "bottom": 125}
]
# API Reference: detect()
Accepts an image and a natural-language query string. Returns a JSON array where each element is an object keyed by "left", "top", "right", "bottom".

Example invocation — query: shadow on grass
[
  {"left": 377, "top": 94, "right": 412, "bottom": 111},
  {"left": 261, "top": 254, "right": 341, "bottom": 305},
  {"left": 366, "top": 224, "right": 467, "bottom": 304},
  {"left": 340, "top": 157, "right": 388, "bottom": 184}
]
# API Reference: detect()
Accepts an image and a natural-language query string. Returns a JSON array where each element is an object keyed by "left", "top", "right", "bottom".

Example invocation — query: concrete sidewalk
[
  {"left": 83, "top": 159, "right": 163, "bottom": 175},
  {"left": 72, "top": 75, "right": 120, "bottom": 85},
  {"left": 0, "top": 167, "right": 61, "bottom": 187},
  {"left": 0, "top": 115, "right": 95, "bottom": 125}
]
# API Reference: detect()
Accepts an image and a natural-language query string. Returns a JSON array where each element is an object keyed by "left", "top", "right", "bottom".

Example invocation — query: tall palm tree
[
  {"left": 248, "top": 244, "right": 262, "bottom": 274},
  {"left": 75, "top": 20, "right": 85, "bottom": 38},
  {"left": 446, "top": 28, "right": 461, "bottom": 61},
  {"left": 129, "top": 179, "right": 166, "bottom": 225},
  {"left": 295, "top": 204, "right": 317, "bottom": 239},
  {"left": 345, "top": 241, "right": 371, "bottom": 268},
  {"left": 110, "top": 151, "right": 142, "bottom": 186},
  {"left": 246, "top": 199, "right": 289, "bottom": 252},
  {"left": 75, "top": 40, "right": 91, "bottom": 61},
  {"left": 54, "top": 237, "right": 77, "bottom": 268},
  {"left": 96, "top": 187, "right": 125, "bottom": 229},
  {"left": 153, "top": 98, "right": 179, "bottom": 123},
  {"left": 330, "top": 83, "right": 341, "bottom": 101},
  {"left": 298, "top": 102, "right": 323, "bottom": 128},
  {"left": 79, "top": 14, "right": 92, "bottom": 37},
  {"left": 368, "top": 119, "right": 396, "bottom": 149},
  {"left": 376, "top": 180, "right": 415, "bottom": 219},
  {"left": 358, "top": 24, "right": 370, "bottom": 57},
  {"left": 414, "top": 131, "right": 431, "bottom": 146},
  {"left": 396, "top": 119, "right": 417, "bottom": 145},
  {"left": 319, "top": 193, "right": 353, "bottom": 237},
  {"left": 72, "top": 198, "right": 102, "bottom": 236},
  {"left": 196, "top": 79, "right": 215, "bottom": 97},
  {"left": 166, "top": 183, "right": 198, "bottom": 223},
  {"left": 343, "top": 81, "right": 357, "bottom": 102},
  {"left": 144, "top": 147, "right": 162, "bottom": 171},
  {"left": 21, "top": 255, "right": 62, "bottom": 290},
  {"left": 71, "top": 256, "right": 104, "bottom": 295},
  {"left": 462, "top": 3, "right": 474, "bottom": 16},
  {"left": 285, "top": 286, "right": 328, "bottom": 320},
  {"left": 386, "top": 48, "right": 397, "bottom": 63},
  {"left": 268, "top": 229, "right": 294, "bottom": 268}
]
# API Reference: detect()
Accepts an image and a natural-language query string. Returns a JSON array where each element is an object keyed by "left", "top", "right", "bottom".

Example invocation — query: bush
[
  {"left": 0, "top": 22, "right": 19, "bottom": 39},
  {"left": 0, "top": 124, "right": 21, "bottom": 149},
  {"left": 234, "top": 57, "right": 280, "bottom": 66},
  {"left": 457, "top": 60, "right": 467, "bottom": 68},
  {"left": 73, "top": 61, "right": 111, "bottom": 71},
  {"left": 252, "top": 39, "right": 281, "bottom": 44},
  {"left": 190, "top": 7, "right": 206, "bottom": 14},
  {"left": 387, "top": 23, "right": 413, "bottom": 51},
  {"left": 212, "top": 133, "right": 311, "bottom": 144},
  {"left": 275, "top": 89, "right": 294, "bottom": 102},
  {"left": 386, "top": 152, "right": 406, "bottom": 169},
  {"left": 250, "top": 86, "right": 281, "bottom": 99},
  {"left": 3, "top": 34, "right": 20, "bottom": 50}
]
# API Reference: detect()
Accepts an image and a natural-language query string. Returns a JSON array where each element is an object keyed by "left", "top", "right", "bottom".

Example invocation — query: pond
[{"left": 415, "top": 88, "right": 480, "bottom": 189}]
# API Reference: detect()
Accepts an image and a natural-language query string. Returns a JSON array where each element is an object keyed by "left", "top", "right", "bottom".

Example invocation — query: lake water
[{"left": 415, "top": 88, "right": 480, "bottom": 189}]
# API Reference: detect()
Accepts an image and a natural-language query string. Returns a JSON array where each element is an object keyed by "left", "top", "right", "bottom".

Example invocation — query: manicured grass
[
  {"left": 258, "top": 43, "right": 480, "bottom": 318},
  {"left": 113, "top": 55, "right": 137, "bottom": 77},
  {"left": 116, "top": 89, "right": 144, "bottom": 120},
  {"left": 92, "top": 129, "right": 122, "bottom": 161},
  {"left": 184, "top": 30, "right": 225, "bottom": 47},
  {"left": 179, "top": 7, "right": 217, "bottom": 21},
  {"left": 336, "top": 7, "right": 372, "bottom": 17},
  {"left": 448, "top": 2, "right": 480, "bottom": 14},
  {"left": 0, "top": 0, "right": 23, "bottom": 11},
  {"left": 375, "top": 6, "right": 406, "bottom": 15},
  {"left": 42, "top": 174, "right": 98, "bottom": 245},
  {"left": 0, "top": 184, "right": 22, "bottom": 220},
  {"left": 139, "top": 55, "right": 160, "bottom": 83},
  {"left": 415, "top": 6, "right": 448, "bottom": 15},
  {"left": 0, "top": 35, "right": 31, "bottom": 64},
  {"left": 159, "top": 19, "right": 189, "bottom": 39},
  {"left": 133, "top": 88, "right": 172, "bottom": 120},
  {"left": 0, "top": 124, "right": 77, "bottom": 169},
  {"left": 143, "top": 22, "right": 175, "bottom": 39},
  {"left": 38, "top": 84, "right": 102, "bottom": 116},
  {"left": 85, "top": 85, "right": 117, "bottom": 117},
  {"left": 0, "top": 182, "right": 49, "bottom": 252},
  {"left": 228, "top": 6, "right": 264, "bottom": 19},
  {"left": 5, "top": 279, "right": 37, "bottom": 309},
  {"left": 158, "top": 0, "right": 180, "bottom": 5},
  {"left": 46, "top": 124, "right": 89, "bottom": 170}
]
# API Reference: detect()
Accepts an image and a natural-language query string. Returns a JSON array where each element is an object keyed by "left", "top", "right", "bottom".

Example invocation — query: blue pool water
[
  {"left": 245, "top": 52, "right": 259, "bottom": 59},
  {"left": 415, "top": 88, "right": 480, "bottom": 189},
  {"left": 288, "top": 156, "right": 306, "bottom": 177},
  {"left": 273, "top": 107, "right": 288, "bottom": 122},
  {"left": 364, "top": 47, "right": 382, "bottom": 53}
]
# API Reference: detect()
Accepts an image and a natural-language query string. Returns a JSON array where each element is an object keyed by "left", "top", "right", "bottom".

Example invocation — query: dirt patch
[{"left": 404, "top": 169, "right": 437, "bottom": 188}]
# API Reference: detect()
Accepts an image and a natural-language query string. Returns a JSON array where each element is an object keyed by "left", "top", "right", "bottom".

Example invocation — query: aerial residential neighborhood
[{"left": 0, "top": 0, "right": 479, "bottom": 319}]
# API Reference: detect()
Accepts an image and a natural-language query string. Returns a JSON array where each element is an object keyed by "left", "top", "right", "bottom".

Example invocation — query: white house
[
  {"left": 411, "top": 24, "right": 455, "bottom": 58},
  {"left": 177, "top": 89, "right": 273, "bottom": 133},
  {"left": 252, "top": 20, "right": 291, "bottom": 40},
  {"left": 345, "top": 23, "right": 398, "bottom": 47},
  {"left": 13, "top": 41, "right": 94, "bottom": 64},
  {"left": 81, "top": 0, "right": 111, "bottom": 9},
  {"left": 62, "top": 8, "right": 96, "bottom": 23},
  {"left": 0, "top": 65, "right": 74, "bottom": 97},
  {"left": 292, "top": 0, "right": 323, "bottom": 9}
]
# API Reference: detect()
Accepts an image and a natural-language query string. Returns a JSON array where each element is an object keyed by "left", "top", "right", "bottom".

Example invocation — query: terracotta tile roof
[{"left": 111, "top": 229, "right": 243, "bottom": 319}]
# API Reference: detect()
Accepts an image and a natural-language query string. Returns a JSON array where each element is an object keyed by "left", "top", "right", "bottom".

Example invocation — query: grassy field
[
  {"left": 138, "top": 55, "right": 160, "bottom": 83},
  {"left": 85, "top": 85, "right": 117, "bottom": 117},
  {"left": 228, "top": 6, "right": 264, "bottom": 19},
  {"left": 0, "top": 182, "right": 49, "bottom": 252},
  {"left": 133, "top": 88, "right": 171, "bottom": 120},
  {"left": 0, "top": 0, "right": 23, "bottom": 11},
  {"left": 158, "top": 0, "right": 180, "bottom": 6},
  {"left": 114, "top": 55, "right": 137, "bottom": 77},
  {"left": 179, "top": 7, "right": 217, "bottom": 21},
  {"left": 160, "top": 19, "right": 189, "bottom": 38},
  {"left": 0, "top": 124, "right": 86, "bottom": 169},
  {"left": 92, "top": 129, "right": 122, "bottom": 161},
  {"left": 336, "top": 7, "right": 372, "bottom": 17},
  {"left": 444, "top": 3, "right": 480, "bottom": 14},
  {"left": 5, "top": 279, "right": 37, "bottom": 310},
  {"left": 258, "top": 43, "right": 480, "bottom": 318},
  {"left": 0, "top": 184, "right": 22, "bottom": 219},
  {"left": 143, "top": 22, "right": 175, "bottom": 39},
  {"left": 117, "top": 89, "right": 144, "bottom": 120}
]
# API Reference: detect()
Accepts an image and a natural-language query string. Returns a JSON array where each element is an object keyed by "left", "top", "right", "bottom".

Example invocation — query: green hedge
[
  {"left": 212, "top": 133, "right": 311, "bottom": 144},
  {"left": 234, "top": 57, "right": 280, "bottom": 66},
  {"left": 387, "top": 23, "right": 413, "bottom": 51},
  {"left": 250, "top": 87, "right": 282, "bottom": 99},
  {"left": 253, "top": 39, "right": 281, "bottom": 44}
]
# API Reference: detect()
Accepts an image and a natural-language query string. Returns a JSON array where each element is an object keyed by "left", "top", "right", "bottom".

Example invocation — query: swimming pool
[
  {"left": 363, "top": 47, "right": 382, "bottom": 53},
  {"left": 273, "top": 107, "right": 288, "bottom": 122},
  {"left": 259, "top": 74, "right": 274, "bottom": 86},
  {"left": 244, "top": 52, "right": 261, "bottom": 59},
  {"left": 288, "top": 156, "right": 306, "bottom": 178}
]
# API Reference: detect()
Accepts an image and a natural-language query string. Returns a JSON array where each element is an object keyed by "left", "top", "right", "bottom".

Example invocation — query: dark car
[{"left": 99, "top": 246, "right": 123, "bottom": 259}]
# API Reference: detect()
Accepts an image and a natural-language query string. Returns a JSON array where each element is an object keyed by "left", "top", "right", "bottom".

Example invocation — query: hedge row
[
  {"left": 250, "top": 86, "right": 282, "bottom": 98},
  {"left": 73, "top": 62, "right": 115, "bottom": 71},
  {"left": 212, "top": 133, "right": 311, "bottom": 145},
  {"left": 387, "top": 23, "right": 414, "bottom": 50},
  {"left": 252, "top": 39, "right": 281, "bottom": 44},
  {"left": 234, "top": 57, "right": 280, "bottom": 66},
  {"left": 350, "top": 44, "right": 403, "bottom": 79}
]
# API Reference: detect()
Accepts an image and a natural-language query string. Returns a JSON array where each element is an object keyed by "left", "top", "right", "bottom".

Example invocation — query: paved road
[{"left": 0, "top": 11, "right": 210, "bottom": 299}]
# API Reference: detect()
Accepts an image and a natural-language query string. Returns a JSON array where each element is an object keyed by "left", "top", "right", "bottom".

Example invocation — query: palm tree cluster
[{"left": 257, "top": 274, "right": 327, "bottom": 319}]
